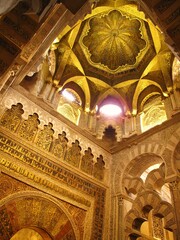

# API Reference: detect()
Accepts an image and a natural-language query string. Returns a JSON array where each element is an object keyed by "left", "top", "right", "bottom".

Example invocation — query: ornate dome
[
  {"left": 82, "top": 10, "right": 146, "bottom": 71},
  {"left": 20, "top": 0, "right": 174, "bottom": 120}
]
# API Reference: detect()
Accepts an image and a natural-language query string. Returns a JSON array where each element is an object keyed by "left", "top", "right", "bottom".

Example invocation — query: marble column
[
  {"left": 118, "top": 195, "right": 124, "bottom": 240},
  {"left": 78, "top": 110, "right": 89, "bottom": 129},
  {"left": 170, "top": 93, "right": 177, "bottom": 110},
  {"left": 39, "top": 81, "right": 52, "bottom": 100},
  {"left": 173, "top": 90, "right": 180, "bottom": 109},
  {"left": 87, "top": 113, "right": 97, "bottom": 133},
  {"left": 124, "top": 117, "right": 131, "bottom": 137},
  {"left": 131, "top": 115, "right": 137, "bottom": 133},
  {"left": 47, "top": 85, "right": 56, "bottom": 102},
  {"left": 51, "top": 88, "right": 61, "bottom": 108},
  {"left": 163, "top": 97, "right": 173, "bottom": 119}
]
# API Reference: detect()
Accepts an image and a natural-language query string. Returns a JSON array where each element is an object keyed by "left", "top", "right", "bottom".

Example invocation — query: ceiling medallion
[{"left": 82, "top": 10, "right": 146, "bottom": 72}]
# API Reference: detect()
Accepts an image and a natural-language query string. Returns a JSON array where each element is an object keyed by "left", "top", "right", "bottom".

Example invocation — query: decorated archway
[{"left": 0, "top": 192, "right": 78, "bottom": 240}]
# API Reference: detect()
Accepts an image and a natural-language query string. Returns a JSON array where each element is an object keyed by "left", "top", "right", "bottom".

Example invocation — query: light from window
[
  {"left": 62, "top": 89, "right": 75, "bottom": 102},
  {"left": 99, "top": 104, "right": 122, "bottom": 117}
]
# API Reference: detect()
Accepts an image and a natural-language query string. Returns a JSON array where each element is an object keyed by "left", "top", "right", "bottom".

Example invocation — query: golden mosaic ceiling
[
  {"left": 82, "top": 10, "right": 146, "bottom": 71},
  {"left": 51, "top": 0, "right": 173, "bottom": 113}
]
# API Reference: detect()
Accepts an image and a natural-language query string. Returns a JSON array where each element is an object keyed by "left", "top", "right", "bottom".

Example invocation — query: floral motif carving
[
  {"left": 93, "top": 155, "right": 105, "bottom": 180},
  {"left": 65, "top": 140, "right": 81, "bottom": 167},
  {"left": 152, "top": 215, "right": 164, "bottom": 239},
  {"left": 18, "top": 113, "right": 40, "bottom": 141},
  {"left": 0, "top": 178, "right": 13, "bottom": 198},
  {"left": 36, "top": 123, "right": 54, "bottom": 151},
  {"left": 0, "top": 103, "right": 107, "bottom": 180},
  {"left": 51, "top": 131, "right": 68, "bottom": 159},
  {"left": 81, "top": 147, "right": 94, "bottom": 175},
  {"left": 83, "top": 10, "right": 146, "bottom": 71}
]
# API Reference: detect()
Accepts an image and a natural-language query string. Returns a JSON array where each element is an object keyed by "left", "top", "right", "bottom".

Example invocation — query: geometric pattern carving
[
  {"left": 0, "top": 132, "right": 107, "bottom": 240},
  {"left": 0, "top": 173, "right": 87, "bottom": 240}
]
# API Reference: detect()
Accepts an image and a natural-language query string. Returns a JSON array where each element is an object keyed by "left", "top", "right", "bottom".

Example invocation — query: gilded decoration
[
  {"left": 0, "top": 174, "right": 34, "bottom": 200},
  {"left": 0, "top": 173, "right": 87, "bottom": 240},
  {"left": 82, "top": 10, "right": 146, "bottom": 71},
  {"left": 0, "top": 103, "right": 106, "bottom": 181},
  {"left": 0, "top": 195, "right": 76, "bottom": 240},
  {"left": 14, "top": 0, "right": 173, "bottom": 117},
  {"left": 36, "top": 123, "right": 54, "bottom": 151},
  {"left": 0, "top": 103, "right": 24, "bottom": 132},
  {"left": 11, "top": 229, "right": 44, "bottom": 240},
  {"left": 65, "top": 140, "right": 81, "bottom": 167},
  {"left": 50, "top": 131, "right": 68, "bottom": 159},
  {"left": 18, "top": 113, "right": 40, "bottom": 141},
  {"left": 0, "top": 116, "right": 106, "bottom": 240},
  {"left": 152, "top": 215, "right": 164, "bottom": 239},
  {"left": 81, "top": 147, "right": 94, "bottom": 175}
]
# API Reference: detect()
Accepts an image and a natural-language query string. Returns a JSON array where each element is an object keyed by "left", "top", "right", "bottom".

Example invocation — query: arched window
[
  {"left": 140, "top": 96, "right": 167, "bottom": 132},
  {"left": 57, "top": 88, "right": 82, "bottom": 124}
]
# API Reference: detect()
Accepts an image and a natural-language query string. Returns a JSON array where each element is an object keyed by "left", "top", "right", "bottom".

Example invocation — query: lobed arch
[
  {"left": 60, "top": 76, "right": 91, "bottom": 109},
  {"left": 132, "top": 79, "right": 165, "bottom": 114},
  {"left": 138, "top": 91, "right": 162, "bottom": 113},
  {"left": 137, "top": 87, "right": 162, "bottom": 114},
  {"left": 145, "top": 165, "right": 165, "bottom": 191},
  {"left": 0, "top": 102, "right": 107, "bottom": 179},
  {"left": 0, "top": 191, "right": 80, "bottom": 240},
  {"left": 123, "top": 177, "right": 144, "bottom": 196},
  {"left": 123, "top": 163, "right": 171, "bottom": 204}
]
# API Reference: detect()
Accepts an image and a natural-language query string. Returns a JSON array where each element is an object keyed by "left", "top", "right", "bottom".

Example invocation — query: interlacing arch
[
  {"left": 119, "top": 132, "right": 180, "bottom": 239},
  {"left": 114, "top": 150, "right": 164, "bottom": 194},
  {"left": 114, "top": 127, "right": 180, "bottom": 195},
  {"left": 125, "top": 190, "right": 176, "bottom": 239}
]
